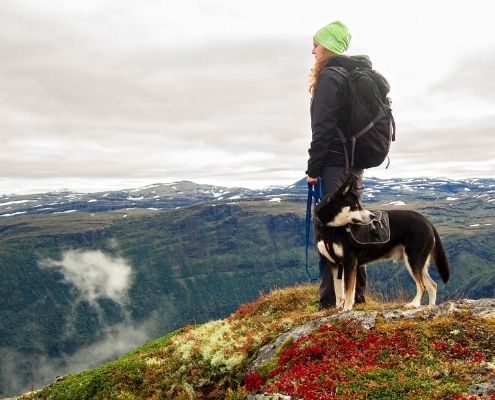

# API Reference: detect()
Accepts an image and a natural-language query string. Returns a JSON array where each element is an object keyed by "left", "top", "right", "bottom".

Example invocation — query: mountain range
[{"left": 1, "top": 177, "right": 495, "bottom": 217}]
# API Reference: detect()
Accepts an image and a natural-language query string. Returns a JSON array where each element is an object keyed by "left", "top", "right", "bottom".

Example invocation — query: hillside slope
[{"left": 17, "top": 285, "right": 495, "bottom": 400}]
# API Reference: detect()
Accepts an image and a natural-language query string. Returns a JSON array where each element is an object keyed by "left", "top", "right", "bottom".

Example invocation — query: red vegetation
[
  {"left": 433, "top": 340, "right": 486, "bottom": 363},
  {"left": 244, "top": 371, "right": 265, "bottom": 392},
  {"left": 244, "top": 321, "right": 492, "bottom": 400},
  {"left": 263, "top": 323, "right": 419, "bottom": 399}
]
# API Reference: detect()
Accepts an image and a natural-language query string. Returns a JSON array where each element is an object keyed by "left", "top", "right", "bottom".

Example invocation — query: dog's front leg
[
  {"left": 342, "top": 261, "right": 358, "bottom": 311},
  {"left": 332, "top": 265, "right": 345, "bottom": 309}
]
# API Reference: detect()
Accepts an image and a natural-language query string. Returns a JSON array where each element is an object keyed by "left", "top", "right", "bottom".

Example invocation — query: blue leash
[{"left": 305, "top": 181, "right": 323, "bottom": 281}]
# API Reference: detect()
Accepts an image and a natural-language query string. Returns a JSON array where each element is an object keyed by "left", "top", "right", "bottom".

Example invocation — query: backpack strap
[
  {"left": 336, "top": 127, "right": 351, "bottom": 174},
  {"left": 336, "top": 108, "right": 385, "bottom": 172},
  {"left": 339, "top": 106, "right": 395, "bottom": 171},
  {"left": 354, "top": 108, "right": 387, "bottom": 139},
  {"left": 390, "top": 112, "right": 396, "bottom": 142},
  {"left": 350, "top": 107, "right": 387, "bottom": 167},
  {"left": 324, "top": 66, "right": 348, "bottom": 79}
]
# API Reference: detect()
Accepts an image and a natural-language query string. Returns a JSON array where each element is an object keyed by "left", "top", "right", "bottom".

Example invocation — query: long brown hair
[{"left": 308, "top": 48, "right": 336, "bottom": 96}]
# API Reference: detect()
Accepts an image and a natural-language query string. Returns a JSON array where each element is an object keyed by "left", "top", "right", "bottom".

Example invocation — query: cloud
[
  {"left": 1, "top": 1, "right": 495, "bottom": 192},
  {"left": 40, "top": 249, "right": 133, "bottom": 306},
  {"left": 0, "top": 320, "right": 153, "bottom": 397},
  {"left": 432, "top": 52, "right": 495, "bottom": 103},
  {"left": 0, "top": 246, "right": 163, "bottom": 397},
  {"left": 370, "top": 118, "right": 495, "bottom": 179},
  {"left": 0, "top": 29, "right": 311, "bottom": 185},
  {"left": 36, "top": 321, "right": 151, "bottom": 383}
]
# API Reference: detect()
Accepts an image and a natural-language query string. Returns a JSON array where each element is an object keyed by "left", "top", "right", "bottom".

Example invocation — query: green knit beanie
[{"left": 314, "top": 21, "right": 351, "bottom": 55}]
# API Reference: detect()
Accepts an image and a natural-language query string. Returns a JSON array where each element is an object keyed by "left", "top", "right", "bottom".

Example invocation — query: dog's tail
[{"left": 432, "top": 227, "right": 450, "bottom": 283}]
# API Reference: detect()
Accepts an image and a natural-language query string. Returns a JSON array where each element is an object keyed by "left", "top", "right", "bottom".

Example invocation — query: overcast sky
[{"left": 1, "top": 0, "right": 494, "bottom": 194}]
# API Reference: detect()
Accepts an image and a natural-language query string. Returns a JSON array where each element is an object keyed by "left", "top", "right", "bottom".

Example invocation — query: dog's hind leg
[
  {"left": 403, "top": 253, "right": 426, "bottom": 309},
  {"left": 423, "top": 264, "right": 437, "bottom": 306}
]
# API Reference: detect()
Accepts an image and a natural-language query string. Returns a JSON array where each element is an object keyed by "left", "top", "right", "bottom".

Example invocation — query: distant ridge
[{"left": 1, "top": 177, "right": 494, "bottom": 217}]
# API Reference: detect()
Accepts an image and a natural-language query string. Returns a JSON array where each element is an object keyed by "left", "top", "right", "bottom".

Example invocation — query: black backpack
[{"left": 329, "top": 66, "right": 396, "bottom": 170}]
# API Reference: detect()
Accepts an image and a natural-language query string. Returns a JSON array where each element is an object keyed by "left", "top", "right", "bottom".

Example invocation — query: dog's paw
[
  {"left": 336, "top": 297, "right": 345, "bottom": 309},
  {"left": 404, "top": 302, "right": 421, "bottom": 309}
]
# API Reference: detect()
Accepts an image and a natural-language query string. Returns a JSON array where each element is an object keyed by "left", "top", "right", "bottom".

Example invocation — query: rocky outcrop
[
  {"left": 251, "top": 298, "right": 495, "bottom": 374},
  {"left": 382, "top": 298, "right": 495, "bottom": 321},
  {"left": 251, "top": 310, "right": 378, "bottom": 370},
  {"left": 470, "top": 379, "right": 495, "bottom": 396}
]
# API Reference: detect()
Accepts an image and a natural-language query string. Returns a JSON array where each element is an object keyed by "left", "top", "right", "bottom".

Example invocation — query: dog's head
[{"left": 314, "top": 176, "right": 375, "bottom": 227}]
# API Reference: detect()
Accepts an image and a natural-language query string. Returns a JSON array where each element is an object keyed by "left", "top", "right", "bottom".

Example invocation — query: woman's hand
[{"left": 307, "top": 176, "right": 319, "bottom": 185}]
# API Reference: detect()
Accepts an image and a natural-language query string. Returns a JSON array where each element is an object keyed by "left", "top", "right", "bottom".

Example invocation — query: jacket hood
[{"left": 326, "top": 55, "right": 372, "bottom": 70}]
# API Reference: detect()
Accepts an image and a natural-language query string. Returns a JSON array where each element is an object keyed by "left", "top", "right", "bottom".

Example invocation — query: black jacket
[{"left": 306, "top": 55, "right": 372, "bottom": 178}]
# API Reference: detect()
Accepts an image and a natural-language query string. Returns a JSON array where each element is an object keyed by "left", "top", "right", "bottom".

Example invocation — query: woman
[{"left": 306, "top": 21, "right": 368, "bottom": 309}]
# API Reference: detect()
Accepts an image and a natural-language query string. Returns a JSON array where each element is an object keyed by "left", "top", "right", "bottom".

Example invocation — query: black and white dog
[{"left": 314, "top": 177, "right": 450, "bottom": 311}]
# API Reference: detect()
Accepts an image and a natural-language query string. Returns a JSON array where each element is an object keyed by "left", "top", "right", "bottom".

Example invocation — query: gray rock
[
  {"left": 382, "top": 308, "right": 424, "bottom": 320},
  {"left": 469, "top": 379, "right": 495, "bottom": 396},
  {"left": 381, "top": 299, "right": 495, "bottom": 321},
  {"left": 319, "top": 310, "right": 378, "bottom": 331},
  {"left": 247, "top": 394, "right": 292, "bottom": 400},
  {"left": 252, "top": 311, "right": 377, "bottom": 370},
  {"left": 251, "top": 299, "right": 495, "bottom": 373},
  {"left": 461, "top": 298, "right": 495, "bottom": 318}
]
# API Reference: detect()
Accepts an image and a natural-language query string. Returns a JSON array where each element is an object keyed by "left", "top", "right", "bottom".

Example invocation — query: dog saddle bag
[{"left": 346, "top": 211, "right": 390, "bottom": 246}]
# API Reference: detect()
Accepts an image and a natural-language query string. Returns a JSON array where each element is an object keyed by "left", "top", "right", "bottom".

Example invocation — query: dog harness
[
  {"left": 322, "top": 211, "right": 390, "bottom": 280},
  {"left": 346, "top": 211, "right": 390, "bottom": 246}
]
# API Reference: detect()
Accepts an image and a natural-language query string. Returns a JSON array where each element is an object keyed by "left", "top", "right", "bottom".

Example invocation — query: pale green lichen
[
  {"left": 144, "top": 356, "right": 165, "bottom": 367},
  {"left": 170, "top": 318, "right": 263, "bottom": 369}
]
